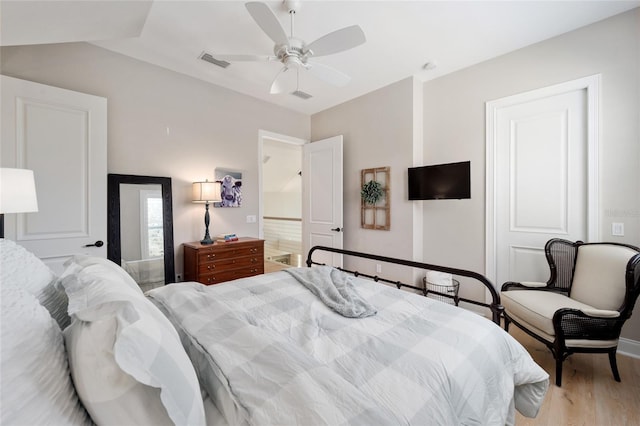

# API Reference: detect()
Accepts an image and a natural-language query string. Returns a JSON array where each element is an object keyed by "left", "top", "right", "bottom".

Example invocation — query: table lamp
[
  {"left": 192, "top": 179, "right": 221, "bottom": 245},
  {"left": 0, "top": 168, "right": 39, "bottom": 238}
]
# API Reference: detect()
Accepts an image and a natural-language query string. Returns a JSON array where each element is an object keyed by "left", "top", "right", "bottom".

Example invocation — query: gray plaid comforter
[{"left": 148, "top": 270, "right": 549, "bottom": 425}]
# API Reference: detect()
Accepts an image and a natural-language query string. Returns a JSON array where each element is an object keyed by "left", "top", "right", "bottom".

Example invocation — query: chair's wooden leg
[
  {"left": 608, "top": 349, "right": 621, "bottom": 382},
  {"left": 555, "top": 357, "right": 563, "bottom": 387}
]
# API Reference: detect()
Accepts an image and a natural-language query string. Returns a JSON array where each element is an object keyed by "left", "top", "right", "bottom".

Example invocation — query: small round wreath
[{"left": 361, "top": 180, "right": 384, "bottom": 205}]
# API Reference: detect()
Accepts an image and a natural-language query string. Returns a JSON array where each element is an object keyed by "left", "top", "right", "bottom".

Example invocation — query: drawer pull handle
[
  {"left": 207, "top": 254, "right": 216, "bottom": 259},
  {"left": 207, "top": 265, "right": 215, "bottom": 270}
]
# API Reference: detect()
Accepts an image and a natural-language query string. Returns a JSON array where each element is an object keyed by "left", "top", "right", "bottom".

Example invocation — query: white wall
[
  {"left": 0, "top": 42, "right": 310, "bottom": 276},
  {"left": 264, "top": 192, "right": 301, "bottom": 218},
  {"left": 311, "top": 78, "right": 416, "bottom": 283},
  {"left": 422, "top": 9, "right": 640, "bottom": 340}
]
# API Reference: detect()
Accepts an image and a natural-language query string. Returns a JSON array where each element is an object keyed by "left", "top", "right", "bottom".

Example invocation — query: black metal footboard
[{"left": 306, "top": 246, "right": 503, "bottom": 325}]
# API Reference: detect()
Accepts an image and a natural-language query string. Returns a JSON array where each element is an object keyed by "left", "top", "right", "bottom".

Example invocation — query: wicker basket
[{"left": 423, "top": 276, "right": 460, "bottom": 305}]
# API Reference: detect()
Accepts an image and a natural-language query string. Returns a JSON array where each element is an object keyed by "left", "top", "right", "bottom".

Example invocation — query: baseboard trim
[{"left": 618, "top": 337, "right": 640, "bottom": 359}]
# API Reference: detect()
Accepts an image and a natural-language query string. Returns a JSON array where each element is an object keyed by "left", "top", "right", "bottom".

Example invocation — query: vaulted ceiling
[{"left": 2, "top": 1, "right": 638, "bottom": 115}]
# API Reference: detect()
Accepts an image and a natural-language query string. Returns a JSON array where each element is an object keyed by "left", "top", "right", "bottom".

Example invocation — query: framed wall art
[{"left": 214, "top": 168, "right": 242, "bottom": 208}]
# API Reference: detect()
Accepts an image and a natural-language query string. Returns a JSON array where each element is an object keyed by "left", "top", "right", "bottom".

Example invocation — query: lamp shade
[
  {"left": 192, "top": 180, "right": 221, "bottom": 203},
  {"left": 0, "top": 168, "right": 39, "bottom": 214}
]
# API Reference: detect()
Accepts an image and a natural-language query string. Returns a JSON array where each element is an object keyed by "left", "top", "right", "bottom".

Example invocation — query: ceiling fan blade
[
  {"left": 305, "top": 25, "right": 366, "bottom": 57},
  {"left": 306, "top": 61, "right": 351, "bottom": 87},
  {"left": 212, "top": 54, "right": 275, "bottom": 62},
  {"left": 245, "top": 2, "right": 288, "bottom": 45},
  {"left": 270, "top": 67, "right": 291, "bottom": 94}
]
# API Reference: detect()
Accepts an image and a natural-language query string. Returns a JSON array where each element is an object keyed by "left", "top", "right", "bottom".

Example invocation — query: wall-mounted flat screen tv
[{"left": 408, "top": 161, "right": 471, "bottom": 200}]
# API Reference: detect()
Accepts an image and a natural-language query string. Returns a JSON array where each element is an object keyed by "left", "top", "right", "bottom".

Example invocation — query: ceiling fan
[{"left": 207, "top": 0, "right": 366, "bottom": 96}]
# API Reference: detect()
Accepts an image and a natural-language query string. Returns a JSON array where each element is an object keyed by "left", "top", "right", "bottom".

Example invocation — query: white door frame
[
  {"left": 485, "top": 74, "right": 600, "bottom": 288},
  {"left": 257, "top": 130, "right": 308, "bottom": 240}
]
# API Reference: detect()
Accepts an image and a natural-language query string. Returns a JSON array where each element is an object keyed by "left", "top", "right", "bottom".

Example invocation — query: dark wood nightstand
[{"left": 183, "top": 237, "right": 264, "bottom": 285}]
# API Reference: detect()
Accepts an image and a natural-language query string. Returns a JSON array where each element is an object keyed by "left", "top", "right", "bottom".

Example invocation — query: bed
[{"left": 0, "top": 238, "right": 549, "bottom": 426}]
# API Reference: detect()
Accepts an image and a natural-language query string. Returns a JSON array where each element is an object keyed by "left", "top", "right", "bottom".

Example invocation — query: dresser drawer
[
  {"left": 197, "top": 255, "right": 262, "bottom": 275},
  {"left": 198, "top": 265, "right": 264, "bottom": 285},
  {"left": 197, "top": 245, "right": 262, "bottom": 264}
]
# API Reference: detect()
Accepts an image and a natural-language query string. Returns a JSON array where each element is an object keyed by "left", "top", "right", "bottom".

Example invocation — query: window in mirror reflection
[
  {"left": 141, "top": 189, "right": 164, "bottom": 259},
  {"left": 119, "top": 183, "right": 166, "bottom": 291}
]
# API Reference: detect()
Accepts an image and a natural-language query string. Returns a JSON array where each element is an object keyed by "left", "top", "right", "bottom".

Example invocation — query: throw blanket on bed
[
  {"left": 284, "top": 266, "right": 376, "bottom": 318},
  {"left": 148, "top": 273, "right": 549, "bottom": 426}
]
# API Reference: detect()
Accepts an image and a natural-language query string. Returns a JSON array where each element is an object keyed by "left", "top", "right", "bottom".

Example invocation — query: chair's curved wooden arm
[{"left": 552, "top": 308, "right": 622, "bottom": 341}]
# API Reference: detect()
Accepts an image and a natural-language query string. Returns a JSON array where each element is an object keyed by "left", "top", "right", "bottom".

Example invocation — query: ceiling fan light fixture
[
  {"left": 215, "top": 1, "right": 365, "bottom": 95},
  {"left": 283, "top": 55, "right": 303, "bottom": 69}
]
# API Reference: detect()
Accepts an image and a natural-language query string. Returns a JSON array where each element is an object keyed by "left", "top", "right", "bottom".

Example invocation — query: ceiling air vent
[
  {"left": 291, "top": 90, "right": 312, "bottom": 100},
  {"left": 199, "top": 52, "right": 230, "bottom": 69}
]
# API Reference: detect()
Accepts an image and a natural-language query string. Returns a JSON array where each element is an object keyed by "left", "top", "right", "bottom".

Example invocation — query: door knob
[
  {"left": 83, "top": 240, "right": 104, "bottom": 248},
  {"left": 330, "top": 227, "right": 343, "bottom": 232}
]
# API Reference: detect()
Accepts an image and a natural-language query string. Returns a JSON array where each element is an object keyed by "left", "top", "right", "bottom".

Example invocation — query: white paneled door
[
  {"left": 486, "top": 76, "right": 599, "bottom": 289},
  {"left": 1, "top": 75, "right": 108, "bottom": 273},
  {"left": 302, "top": 135, "right": 343, "bottom": 267}
]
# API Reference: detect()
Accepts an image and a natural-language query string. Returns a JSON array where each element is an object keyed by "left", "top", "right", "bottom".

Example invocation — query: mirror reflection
[
  {"left": 107, "top": 174, "right": 175, "bottom": 292},
  {"left": 120, "top": 183, "right": 165, "bottom": 291}
]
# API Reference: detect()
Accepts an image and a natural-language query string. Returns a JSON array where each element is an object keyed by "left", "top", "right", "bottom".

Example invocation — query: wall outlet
[
  {"left": 175, "top": 273, "right": 183, "bottom": 282},
  {"left": 376, "top": 264, "right": 382, "bottom": 273}
]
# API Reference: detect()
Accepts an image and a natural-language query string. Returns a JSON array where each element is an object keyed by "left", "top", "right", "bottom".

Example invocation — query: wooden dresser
[{"left": 183, "top": 238, "right": 264, "bottom": 285}]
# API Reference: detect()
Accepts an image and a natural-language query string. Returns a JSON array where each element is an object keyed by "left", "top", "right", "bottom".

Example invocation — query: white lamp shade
[
  {"left": 192, "top": 180, "right": 221, "bottom": 202},
  {"left": 0, "top": 168, "right": 39, "bottom": 214}
]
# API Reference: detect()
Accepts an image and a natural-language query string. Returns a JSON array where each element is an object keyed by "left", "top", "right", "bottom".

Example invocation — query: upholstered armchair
[{"left": 501, "top": 238, "right": 640, "bottom": 386}]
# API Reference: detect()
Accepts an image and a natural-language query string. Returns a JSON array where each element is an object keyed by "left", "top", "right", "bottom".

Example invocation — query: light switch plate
[
  {"left": 246, "top": 215, "right": 257, "bottom": 223},
  {"left": 612, "top": 222, "right": 624, "bottom": 236}
]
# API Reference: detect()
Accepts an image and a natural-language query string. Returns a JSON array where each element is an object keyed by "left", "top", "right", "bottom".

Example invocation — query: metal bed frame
[{"left": 306, "top": 246, "right": 504, "bottom": 325}]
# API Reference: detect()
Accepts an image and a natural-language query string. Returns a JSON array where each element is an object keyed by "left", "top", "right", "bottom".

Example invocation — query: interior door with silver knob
[{"left": 1, "top": 75, "right": 107, "bottom": 274}]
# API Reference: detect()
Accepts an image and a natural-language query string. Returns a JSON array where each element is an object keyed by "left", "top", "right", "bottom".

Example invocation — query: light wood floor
[
  {"left": 509, "top": 326, "right": 640, "bottom": 425},
  {"left": 264, "top": 260, "right": 291, "bottom": 274}
]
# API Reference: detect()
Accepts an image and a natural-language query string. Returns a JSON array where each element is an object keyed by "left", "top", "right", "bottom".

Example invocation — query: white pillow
[
  {"left": 0, "top": 238, "right": 54, "bottom": 294},
  {"left": 61, "top": 254, "right": 144, "bottom": 294},
  {"left": 0, "top": 238, "right": 70, "bottom": 329},
  {"left": 0, "top": 286, "right": 92, "bottom": 425},
  {"left": 60, "top": 259, "right": 205, "bottom": 426}
]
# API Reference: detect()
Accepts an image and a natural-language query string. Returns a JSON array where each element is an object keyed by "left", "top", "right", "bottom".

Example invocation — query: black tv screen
[{"left": 408, "top": 161, "right": 470, "bottom": 200}]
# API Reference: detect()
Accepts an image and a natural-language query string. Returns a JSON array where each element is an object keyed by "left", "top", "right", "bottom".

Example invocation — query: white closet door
[
  {"left": 486, "top": 76, "right": 599, "bottom": 289},
  {"left": 1, "top": 75, "right": 107, "bottom": 273}
]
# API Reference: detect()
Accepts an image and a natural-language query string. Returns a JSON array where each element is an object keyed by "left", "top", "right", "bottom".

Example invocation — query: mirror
[{"left": 107, "top": 174, "right": 175, "bottom": 291}]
